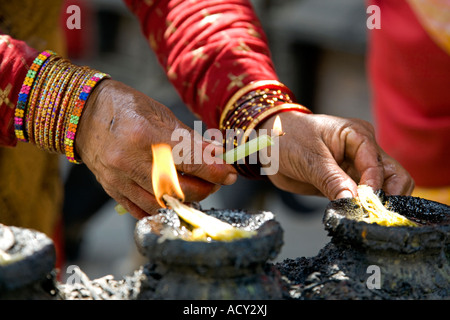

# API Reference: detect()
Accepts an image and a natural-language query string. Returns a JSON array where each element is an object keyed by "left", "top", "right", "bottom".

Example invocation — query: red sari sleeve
[
  {"left": 0, "top": 34, "right": 38, "bottom": 147},
  {"left": 122, "top": 0, "right": 279, "bottom": 129}
]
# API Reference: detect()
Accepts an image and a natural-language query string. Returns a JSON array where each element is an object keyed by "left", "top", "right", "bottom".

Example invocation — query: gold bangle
[{"left": 219, "top": 80, "right": 291, "bottom": 130}]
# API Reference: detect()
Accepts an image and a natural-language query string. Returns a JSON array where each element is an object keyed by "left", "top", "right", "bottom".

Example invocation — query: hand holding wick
[
  {"left": 257, "top": 110, "right": 414, "bottom": 200},
  {"left": 77, "top": 80, "right": 237, "bottom": 220},
  {"left": 220, "top": 115, "right": 285, "bottom": 164}
]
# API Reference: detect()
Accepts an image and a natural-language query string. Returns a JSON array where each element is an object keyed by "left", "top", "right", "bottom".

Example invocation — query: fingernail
[
  {"left": 337, "top": 190, "right": 354, "bottom": 199},
  {"left": 223, "top": 173, "right": 238, "bottom": 185}
]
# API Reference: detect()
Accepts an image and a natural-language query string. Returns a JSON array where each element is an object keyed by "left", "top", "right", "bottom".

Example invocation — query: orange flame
[
  {"left": 272, "top": 115, "right": 283, "bottom": 136},
  {"left": 151, "top": 144, "right": 185, "bottom": 208}
]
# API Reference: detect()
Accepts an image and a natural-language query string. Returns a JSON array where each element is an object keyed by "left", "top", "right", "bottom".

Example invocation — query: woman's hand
[
  {"left": 76, "top": 80, "right": 237, "bottom": 219},
  {"left": 259, "top": 110, "right": 414, "bottom": 199}
]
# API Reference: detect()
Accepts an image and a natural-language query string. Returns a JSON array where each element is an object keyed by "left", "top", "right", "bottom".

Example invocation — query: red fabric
[
  {"left": 368, "top": 0, "right": 450, "bottom": 187},
  {"left": 61, "top": 0, "right": 95, "bottom": 60},
  {"left": 0, "top": 34, "right": 38, "bottom": 147},
  {"left": 123, "top": 0, "right": 279, "bottom": 129}
]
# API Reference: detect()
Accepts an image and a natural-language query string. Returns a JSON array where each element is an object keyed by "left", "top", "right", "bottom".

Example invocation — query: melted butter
[{"left": 356, "top": 185, "right": 418, "bottom": 227}]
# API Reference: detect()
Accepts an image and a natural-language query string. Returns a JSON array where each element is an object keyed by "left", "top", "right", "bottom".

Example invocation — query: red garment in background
[{"left": 368, "top": 0, "right": 450, "bottom": 187}]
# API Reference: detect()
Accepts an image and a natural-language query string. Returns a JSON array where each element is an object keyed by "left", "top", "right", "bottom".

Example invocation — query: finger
[
  {"left": 174, "top": 139, "right": 238, "bottom": 186},
  {"left": 380, "top": 154, "right": 415, "bottom": 196},
  {"left": 276, "top": 144, "right": 358, "bottom": 200},
  {"left": 268, "top": 171, "right": 323, "bottom": 196},
  {"left": 178, "top": 173, "right": 222, "bottom": 202},
  {"left": 105, "top": 143, "right": 232, "bottom": 206},
  {"left": 117, "top": 196, "right": 151, "bottom": 220},
  {"left": 314, "top": 157, "right": 359, "bottom": 200},
  {"left": 344, "top": 129, "right": 385, "bottom": 192},
  {"left": 122, "top": 169, "right": 221, "bottom": 216},
  {"left": 119, "top": 181, "right": 163, "bottom": 217},
  {"left": 281, "top": 148, "right": 358, "bottom": 200}
]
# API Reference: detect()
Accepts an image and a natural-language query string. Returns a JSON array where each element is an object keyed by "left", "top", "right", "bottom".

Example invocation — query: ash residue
[
  {"left": 276, "top": 243, "right": 386, "bottom": 300},
  {"left": 205, "top": 209, "right": 275, "bottom": 231},
  {"left": 58, "top": 262, "right": 285, "bottom": 300},
  {"left": 52, "top": 241, "right": 450, "bottom": 300},
  {"left": 58, "top": 267, "right": 147, "bottom": 300},
  {"left": 276, "top": 240, "right": 450, "bottom": 300},
  {"left": 386, "top": 195, "right": 450, "bottom": 226}
]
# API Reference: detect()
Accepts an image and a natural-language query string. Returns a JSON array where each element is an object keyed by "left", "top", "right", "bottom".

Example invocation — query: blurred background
[{"left": 59, "top": 0, "right": 372, "bottom": 281}]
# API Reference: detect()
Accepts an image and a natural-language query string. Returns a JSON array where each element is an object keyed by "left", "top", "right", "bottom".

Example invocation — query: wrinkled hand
[
  {"left": 259, "top": 110, "right": 414, "bottom": 199},
  {"left": 76, "top": 80, "right": 237, "bottom": 219}
]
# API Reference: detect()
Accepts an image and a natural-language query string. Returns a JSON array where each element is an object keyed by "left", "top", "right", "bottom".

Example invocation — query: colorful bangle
[
  {"left": 223, "top": 89, "right": 295, "bottom": 137},
  {"left": 14, "top": 50, "right": 111, "bottom": 163},
  {"left": 219, "top": 80, "right": 295, "bottom": 130},
  {"left": 64, "top": 71, "right": 110, "bottom": 164},
  {"left": 14, "top": 50, "right": 54, "bottom": 142},
  {"left": 47, "top": 66, "right": 76, "bottom": 152},
  {"left": 27, "top": 55, "right": 60, "bottom": 144},
  {"left": 25, "top": 57, "right": 53, "bottom": 143},
  {"left": 219, "top": 80, "right": 312, "bottom": 179},
  {"left": 231, "top": 103, "right": 312, "bottom": 179},
  {"left": 55, "top": 68, "right": 86, "bottom": 153},
  {"left": 62, "top": 69, "right": 94, "bottom": 155},
  {"left": 36, "top": 59, "right": 66, "bottom": 150}
]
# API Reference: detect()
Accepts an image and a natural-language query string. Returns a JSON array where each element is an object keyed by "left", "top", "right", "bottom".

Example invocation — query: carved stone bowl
[{"left": 134, "top": 208, "right": 285, "bottom": 300}]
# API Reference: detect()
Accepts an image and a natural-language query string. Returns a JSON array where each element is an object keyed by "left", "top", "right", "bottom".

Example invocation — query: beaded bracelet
[
  {"left": 14, "top": 50, "right": 54, "bottom": 142},
  {"left": 41, "top": 60, "right": 76, "bottom": 152},
  {"left": 27, "top": 55, "right": 61, "bottom": 144},
  {"left": 220, "top": 80, "right": 295, "bottom": 129},
  {"left": 219, "top": 80, "right": 312, "bottom": 178},
  {"left": 35, "top": 59, "right": 66, "bottom": 149},
  {"left": 42, "top": 63, "right": 71, "bottom": 151},
  {"left": 61, "top": 69, "right": 94, "bottom": 155},
  {"left": 14, "top": 50, "right": 110, "bottom": 164},
  {"left": 47, "top": 66, "right": 76, "bottom": 152},
  {"left": 223, "top": 89, "right": 295, "bottom": 143},
  {"left": 64, "top": 71, "right": 109, "bottom": 164},
  {"left": 55, "top": 68, "right": 86, "bottom": 153},
  {"left": 25, "top": 57, "right": 53, "bottom": 143}
]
